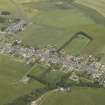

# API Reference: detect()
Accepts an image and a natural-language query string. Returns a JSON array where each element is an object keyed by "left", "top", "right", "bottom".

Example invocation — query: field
[
  {"left": 0, "top": 0, "right": 22, "bottom": 16},
  {"left": 1, "top": 0, "right": 105, "bottom": 56},
  {"left": 29, "top": 64, "right": 49, "bottom": 78},
  {"left": 39, "top": 87, "right": 105, "bottom": 105},
  {"left": 75, "top": 0, "right": 105, "bottom": 17},
  {"left": 0, "top": 54, "right": 45, "bottom": 105},
  {"left": 15, "top": 0, "right": 105, "bottom": 57},
  {"left": 28, "top": 64, "right": 65, "bottom": 87},
  {"left": 1, "top": 0, "right": 105, "bottom": 105}
]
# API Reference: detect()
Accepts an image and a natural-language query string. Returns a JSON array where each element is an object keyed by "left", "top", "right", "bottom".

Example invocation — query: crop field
[
  {"left": 39, "top": 87, "right": 105, "bottom": 105},
  {"left": 0, "top": 55, "right": 44, "bottom": 105}
]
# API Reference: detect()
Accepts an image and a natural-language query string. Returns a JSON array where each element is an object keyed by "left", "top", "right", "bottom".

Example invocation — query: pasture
[
  {"left": 75, "top": 0, "right": 105, "bottom": 17},
  {"left": 0, "top": 0, "right": 105, "bottom": 55},
  {"left": 0, "top": 55, "right": 44, "bottom": 105},
  {"left": 16, "top": 0, "right": 105, "bottom": 57},
  {"left": 29, "top": 64, "right": 49, "bottom": 78},
  {"left": 0, "top": 0, "right": 105, "bottom": 104},
  {"left": 40, "top": 87, "right": 105, "bottom": 105},
  {"left": 29, "top": 64, "right": 65, "bottom": 87}
]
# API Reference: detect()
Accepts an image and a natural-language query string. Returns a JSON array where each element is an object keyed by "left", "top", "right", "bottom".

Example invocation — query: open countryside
[{"left": 0, "top": 0, "right": 105, "bottom": 105}]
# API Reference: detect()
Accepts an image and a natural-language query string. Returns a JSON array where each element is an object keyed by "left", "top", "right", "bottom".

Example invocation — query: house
[{"left": 58, "top": 87, "right": 71, "bottom": 92}]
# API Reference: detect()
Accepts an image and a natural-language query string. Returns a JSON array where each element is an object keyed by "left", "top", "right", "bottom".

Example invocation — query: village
[
  {"left": 0, "top": 9, "right": 105, "bottom": 87},
  {"left": 1, "top": 0, "right": 105, "bottom": 105},
  {"left": 0, "top": 10, "right": 27, "bottom": 35},
  {"left": 0, "top": 38, "right": 105, "bottom": 87}
]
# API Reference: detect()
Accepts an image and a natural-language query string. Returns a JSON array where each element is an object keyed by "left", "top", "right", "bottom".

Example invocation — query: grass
[
  {"left": 18, "top": 4, "right": 92, "bottom": 45},
  {"left": 0, "top": 54, "right": 45, "bottom": 105},
  {"left": 0, "top": 0, "right": 31, "bottom": 21},
  {"left": 32, "top": 9, "right": 95, "bottom": 28},
  {"left": 29, "top": 64, "right": 49, "bottom": 78},
  {"left": 0, "top": 0, "right": 18, "bottom": 14},
  {"left": 45, "top": 70, "right": 65, "bottom": 86},
  {"left": 0, "top": 1, "right": 105, "bottom": 105},
  {"left": 1, "top": 0, "right": 105, "bottom": 56},
  {"left": 23, "top": 1, "right": 95, "bottom": 28},
  {"left": 75, "top": 0, "right": 105, "bottom": 17},
  {"left": 29, "top": 64, "right": 65, "bottom": 86},
  {"left": 40, "top": 87, "right": 105, "bottom": 105},
  {"left": 16, "top": 0, "right": 105, "bottom": 57},
  {"left": 64, "top": 34, "right": 90, "bottom": 54}
]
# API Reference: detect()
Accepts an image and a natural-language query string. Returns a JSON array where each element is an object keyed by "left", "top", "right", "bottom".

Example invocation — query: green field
[
  {"left": 15, "top": 0, "right": 105, "bottom": 57},
  {"left": 0, "top": 0, "right": 21, "bottom": 15},
  {"left": 40, "top": 87, "right": 105, "bottom": 105},
  {"left": 75, "top": 0, "right": 105, "bottom": 17},
  {"left": 1, "top": 0, "right": 105, "bottom": 105},
  {"left": 29, "top": 64, "right": 65, "bottom": 87},
  {"left": 1, "top": 0, "right": 105, "bottom": 56},
  {"left": 29, "top": 64, "right": 49, "bottom": 78},
  {"left": 0, "top": 55, "right": 44, "bottom": 105}
]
